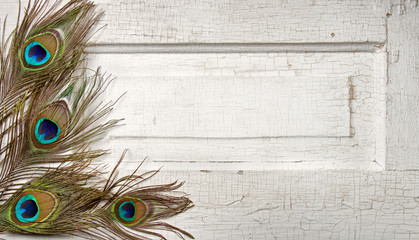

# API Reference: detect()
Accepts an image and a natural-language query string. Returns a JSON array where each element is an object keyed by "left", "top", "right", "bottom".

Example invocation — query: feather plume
[
  {"left": 0, "top": 0, "right": 106, "bottom": 189},
  {"left": 0, "top": 0, "right": 194, "bottom": 239}
]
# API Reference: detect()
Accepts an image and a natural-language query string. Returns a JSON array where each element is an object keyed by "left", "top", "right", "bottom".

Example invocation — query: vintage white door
[{"left": 1, "top": 0, "right": 418, "bottom": 239}]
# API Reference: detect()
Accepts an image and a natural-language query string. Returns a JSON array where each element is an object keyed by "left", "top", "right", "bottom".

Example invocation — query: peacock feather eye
[
  {"left": 34, "top": 118, "right": 61, "bottom": 144},
  {"left": 24, "top": 41, "right": 51, "bottom": 66},
  {"left": 31, "top": 101, "right": 71, "bottom": 150},
  {"left": 111, "top": 197, "right": 150, "bottom": 226},
  {"left": 119, "top": 200, "right": 135, "bottom": 222},
  {"left": 20, "top": 30, "right": 61, "bottom": 70},
  {"left": 11, "top": 190, "right": 59, "bottom": 227},
  {"left": 15, "top": 194, "right": 39, "bottom": 223}
]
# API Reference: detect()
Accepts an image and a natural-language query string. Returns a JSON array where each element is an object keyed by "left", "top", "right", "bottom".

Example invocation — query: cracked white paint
[
  {"left": 1, "top": 0, "right": 419, "bottom": 239},
  {"left": 114, "top": 169, "right": 419, "bottom": 240},
  {"left": 91, "top": 52, "right": 386, "bottom": 170},
  {"left": 387, "top": 0, "right": 419, "bottom": 169},
  {"left": 92, "top": 0, "right": 388, "bottom": 44},
  {"left": 0, "top": 0, "right": 389, "bottom": 44},
  {"left": 102, "top": 75, "right": 351, "bottom": 138}
]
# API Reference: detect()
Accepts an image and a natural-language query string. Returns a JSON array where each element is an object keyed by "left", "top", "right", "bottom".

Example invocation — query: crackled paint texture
[
  {"left": 95, "top": 52, "right": 386, "bottom": 170},
  {"left": 387, "top": 0, "right": 419, "bottom": 170},
  {"left": 93, "top": 0, "right": 387, "bottom": 43},
  {"left": 1, "top": 0, "right": 419, "bottom": 239}
]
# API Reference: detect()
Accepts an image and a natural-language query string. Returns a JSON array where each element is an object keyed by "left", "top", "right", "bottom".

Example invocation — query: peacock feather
[{"left": 0, "top": 0, "right": 194, "bottom": 239}]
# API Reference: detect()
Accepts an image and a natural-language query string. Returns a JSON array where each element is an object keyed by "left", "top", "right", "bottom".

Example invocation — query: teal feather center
[
  {"left": 34, "top": 118, "right": 61, "bottom": 144},
  {"left": 15, "top": 194, "right": 39, "bottom": 223},
  {"left": 119, "top": 201, "right": 136, "bottom": 222},
  {"left": 24, "top": 41, "right": 51, "bottom": 66}
]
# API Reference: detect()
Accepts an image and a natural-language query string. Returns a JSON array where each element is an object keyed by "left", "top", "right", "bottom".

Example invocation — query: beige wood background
[{"left": 1, "top": 0, "right": 419, "bottom": 239}]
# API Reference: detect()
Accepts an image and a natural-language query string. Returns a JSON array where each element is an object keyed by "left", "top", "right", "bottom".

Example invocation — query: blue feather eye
[
  {"left": 11, "top": 190, "right": 59, "bottom": 227},
  {"left": 31, "top": 101, "right": 70, "bottom": 150},
  {"left": 15, "top": 195, "right": 39, "bottom": 223},
  {"left": 34, "top": 118, "right": 61, "bottom": 144},
  {"left": 111, "top": 197, "right": 150, "bottom": 226},
  {"left": 20, "top": 30, "right": 61, "bottom": 70},
  {"left": 119, "top": 201, "right": 136, "bottom": 222},
  {"left": 24, "top": 41, "right": 51, "bottom": 66}
]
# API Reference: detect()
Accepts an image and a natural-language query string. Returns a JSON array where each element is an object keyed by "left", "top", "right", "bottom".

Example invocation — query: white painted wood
[
  {"left": 4, "top": 170, "right": 419, "bottom": 240},
  {"left": 157, "top": 169, "right": 419, "bottom": 240},
  {"left": 103, "top": 76, "right": 351, "bottom": 138},
  {"left": 0, "top": 0, "right": 419, "bottom": 239},
  {"left": 90, "top": 52, "right": 386, "bottom": 169},
  {"left": 386, "top": 1, "right": 419, "bottom": 169},
  {"left": 92, "top": 0, "right": 388, "bottom": 44},
  {"left": 0, "top": 0, "right": 388, "bottom": 44}
]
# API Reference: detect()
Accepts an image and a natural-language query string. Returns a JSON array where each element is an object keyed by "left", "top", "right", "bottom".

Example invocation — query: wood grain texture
[
  {"left": 0, "top": 0, "right": 389, "bottom": 44},
  {"left": 92, "top": 0, "right": 388, "bottom": 44},
  {"left": 4, "top": 169, "right": 419, "bottom": 240},
  {"left": 104, "top": 76, "right": 351, "bottom": 138},
  {"left": 91, "top": 52, "right": 386, "bottom": 169},
  {"left": 1, "top": 0, "right": 419, "bottom": 239},
  {"left": 386, "top": 1, "right": 419, "bottom": 170},
  {"left": 166, "top": 169, "right": 419, "bottom": 240}
]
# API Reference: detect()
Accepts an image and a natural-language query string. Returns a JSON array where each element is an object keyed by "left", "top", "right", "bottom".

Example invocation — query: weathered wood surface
[
  {"left": 105, "top": 75, "right": 351, "bottom": 138},
  {"left": 4, "top": 170, "right": 419, "bottom": 240},
  {"left": 93, "top": 0, "right": 388, "bottom": 44},
  {"left": 1, "top": 0, "right": 419, "bottom": 239},
  {"left": 156, "top": 169, "right": 419, "bottom": 240},
  {"left": 92, "top": 52, "right": 386, "bottom": 169},
  {"left": 1, "top": 0, "right": 388, "bottom": 44},
  {"left": 386, "top": 1, "right": 419, "bottom": 170},
  {"left": 0, "top": 1, "right": 389, "bottom": 168}
]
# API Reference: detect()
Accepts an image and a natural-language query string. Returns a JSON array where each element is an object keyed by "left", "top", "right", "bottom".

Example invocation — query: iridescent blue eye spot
[
  {"left": 15, "top": 194, "right": 39, "bottom": 223},
  {"left": 119, "top": 201, "right": 135, "bottom": 222},
  {"left": 24, "top": 41, "right": 51, "bottom": 66},
  {"left": 34, "top": 118, "right": 61, "bottom": 144}
]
